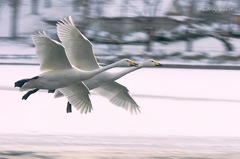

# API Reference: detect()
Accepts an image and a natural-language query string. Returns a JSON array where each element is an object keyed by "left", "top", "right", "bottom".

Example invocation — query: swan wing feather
[
  {"left": 58, "top": 83, "right": 93, "bottom": 114},
  {"left": 56, "top": 16, "right": 100, "bottom": 70},
  {"left": 54, "top": 89, "right": 64, "bottom": 98},
  {"left": 32, "top": 31, "right": 72, "bottom": 71},
  {"left": 94, "top": 82, "right": 141, "bottom": 114}
]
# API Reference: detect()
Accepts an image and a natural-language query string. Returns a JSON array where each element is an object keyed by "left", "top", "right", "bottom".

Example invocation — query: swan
[
  {"left": 14, "top": 32, "right": 138, "bottom": 113},
  {"left": 55, "top": 16, "right": 163, "bottom": 114},
  {"left": 16, "top": 57, "right": 135, "bottom": 91},
  {"left": 55, "top": 59, "right": 162, "bottom": 113}
]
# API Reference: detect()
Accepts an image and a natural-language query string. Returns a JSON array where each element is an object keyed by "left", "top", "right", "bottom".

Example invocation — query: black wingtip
[
  {"left": 14, "top": 76, "right": 39, "bottom": 88},
  {"left": 14, "top": 79, "right": 27, "bottom": 88}
]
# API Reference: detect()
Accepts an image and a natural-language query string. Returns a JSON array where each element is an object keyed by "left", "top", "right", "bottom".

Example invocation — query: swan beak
[
  {"left": 129, "top": 60, "right": 138, "bottom": 67},
  {"left": 154, "top": 61, "right": 163, "bottom": 66}
]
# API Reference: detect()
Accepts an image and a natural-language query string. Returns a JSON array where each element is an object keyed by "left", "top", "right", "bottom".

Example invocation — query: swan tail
[
  {"left": 14, "top": 76, "right": 38, "bottom": 88},
  {"left": 15, "top": 78, "right": 31, "bottom": 88}
]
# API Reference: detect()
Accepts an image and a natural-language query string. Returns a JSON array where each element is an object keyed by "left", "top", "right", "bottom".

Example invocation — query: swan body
[
  {"left": 20, "top": 68, "right": 91, "bottom": 91},
  {"left": 19, "top": 59, "right": 136, "bottom": 91},
  {"left": 55, "top": 16, "right": 163, "bottom": 113}
]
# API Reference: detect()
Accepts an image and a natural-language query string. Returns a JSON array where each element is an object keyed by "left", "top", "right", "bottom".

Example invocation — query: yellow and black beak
[
  {"left": 154, "top": 61, "right": 163, "bottom": 66},
  {"left": 129, "top": 60, "right": 138, "bottom": 67}
]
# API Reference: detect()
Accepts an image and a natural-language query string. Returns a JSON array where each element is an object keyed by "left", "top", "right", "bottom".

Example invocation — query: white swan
[
  {"left": 14, "top": 32, "right": 137, "bottom": 113},
  {"left": 55, "top": 59, "right": 162, "bottom": 113},
  {"left": 56, "top": 16, "right": 163, "bottom": 114}
]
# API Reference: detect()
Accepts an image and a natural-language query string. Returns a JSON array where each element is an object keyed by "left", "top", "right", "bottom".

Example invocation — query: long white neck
[
  {"left": 83, "top": 62, "right": 121, "bottom": 79},
  {"left": 111, "top": 66, "right": 141, "bottom": 81}
]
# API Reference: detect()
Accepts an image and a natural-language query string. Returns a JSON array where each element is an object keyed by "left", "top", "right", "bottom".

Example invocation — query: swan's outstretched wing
[
  {"left": 33, "top": 32, "right": 92, "bottom": 113},
  {"left": 94, "top": 82, "right": 141, "bottom": 114},
  {"left": 56, "top": 16, "right": 140, "bottom": 114},
  {"left": 32, "top": 31, "right": 72, "bottom": 71},
  {"left": 56, "top": 16, "right": 100, "bottom": 70},
  {"left": 58, "top": 83, "right": 93, "bottom": 114}
]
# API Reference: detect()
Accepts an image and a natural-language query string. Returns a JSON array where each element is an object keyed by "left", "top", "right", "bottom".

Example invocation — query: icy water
[
  {"left": 1, "top": 135, "right": 240, "bottom": 159},
  {"left": 1, "top": 65, "right": 240, "bottom": 158}
]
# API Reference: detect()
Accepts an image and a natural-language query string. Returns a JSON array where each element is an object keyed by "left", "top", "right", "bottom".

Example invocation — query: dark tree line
[{"left": 9, "top": 0, "right": 20, "bottom": 39}]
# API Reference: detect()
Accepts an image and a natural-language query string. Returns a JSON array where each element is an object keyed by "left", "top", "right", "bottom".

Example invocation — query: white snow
[
  {"left": 123, "top": 32, "right": 148, "bottom": 42},
  {"left": 1, "top": 0, "right": 240, "bottom": 139},
  {"left": 1, "top": 65, "right": 240, "bottom": 137},
  {"left": 1, "top": 36, "right": 240, "bottom": 65}
]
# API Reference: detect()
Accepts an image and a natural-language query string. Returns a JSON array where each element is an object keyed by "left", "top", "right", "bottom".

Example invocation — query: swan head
[
  {"left": 117, "top": 59, "right": 138, "bottom": 67},
  {"left": 140, "top": 59, "right": 163, "bottom": 67}
]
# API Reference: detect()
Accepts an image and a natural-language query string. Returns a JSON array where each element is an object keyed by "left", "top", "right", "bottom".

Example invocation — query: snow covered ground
[
  {"left": 1, "top": 65, "right": 240, "bottom": 159},
  {"left": 1, "top": 65, "right": 240, "bottom": 137},
  {"left": 2, "top": 64, "right": 240, "bottom": 157},
  {"left": 1, "top": 36, "right": 240, "bottom": 66}
]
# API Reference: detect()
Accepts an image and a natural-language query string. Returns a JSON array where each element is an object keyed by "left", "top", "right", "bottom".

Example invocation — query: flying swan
[
  {"left": 55, "top": 59, "right": 162, "bottom": 113},
  {"left": 55, "top": 16, "right": 163, "bottom": 114},
  {"left": 14, "top": 32, "right": 138, "bottom": 113}
]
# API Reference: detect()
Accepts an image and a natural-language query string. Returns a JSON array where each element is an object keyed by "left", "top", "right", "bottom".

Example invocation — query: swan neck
[
  {"left": 86, "top": 62, "right": 117, "bottom": 78},
  {"left": 113, "top": 67, "right": 140, "bottom": 80}
]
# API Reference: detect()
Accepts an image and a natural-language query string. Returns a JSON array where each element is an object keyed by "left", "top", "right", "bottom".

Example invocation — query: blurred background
[{"left": 0, "top": 0, "right": 240, "bottom": 65}]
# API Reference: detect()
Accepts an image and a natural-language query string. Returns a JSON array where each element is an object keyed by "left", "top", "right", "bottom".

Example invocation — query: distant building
[{"left": 233, "top": 13, "right": 240, "bottom": 25}]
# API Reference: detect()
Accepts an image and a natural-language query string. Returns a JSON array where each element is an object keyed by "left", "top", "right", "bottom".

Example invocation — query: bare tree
[
  {"left": 0, "top": 1, "right": 2, "bottom": 21},
  {"left": 238, "top": 0, "right": 240, "bottom": 10},
  {"left": 95, "top": 0, "right": 103, "bottom": 17},
  {"left": 145, "top": 0, "right": 161, "bottom": 52},
  {"left": 44, "top": 0, "right": 52, "bottom": 8},
  {"left": 125, "top": 0, "right": 161, "bottom": 52},
  {"left": 121, "top": 0, "right": 129, "bottom": 16},
  {"left": 74, "top": 0, "right": 111, "bottom": 30},
  {"left": 185, "top": 0, "right": 196, "bottom": 52},
  {"left": 78, "top": 0, "right": 91, "bottom": 32},
  {"left": 31, "top": 0, "right": 39, "bottom": 14},
  {"left": 72, "top": 0, "right": 80, "bottom": 12},
  {"left": 208, "top": 0, "right": 215, "bottom": 7},
  {"left": 9, "top": 0, "right": 20, "bottom": 39},
  {"left": 142, "top": 0, "right": 162, "bottom": 52}
]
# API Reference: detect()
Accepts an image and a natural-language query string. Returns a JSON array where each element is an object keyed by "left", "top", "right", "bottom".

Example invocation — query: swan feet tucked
[
  {"left": 22, "top": 89, "right": 39, "bottom": 100},
  {"left": 66, "top": 102, "right": 72, "bottom": 113},
  {"left": 15, "top": 76, "right": 39, "bottom": 88}
]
